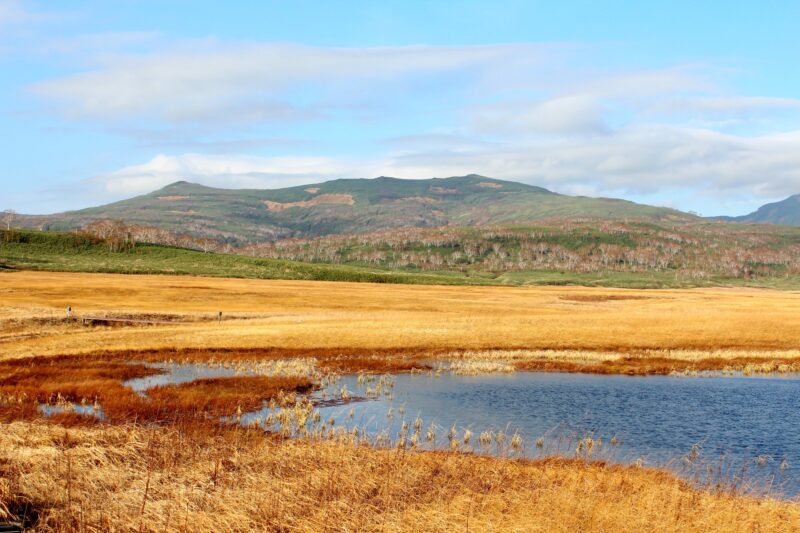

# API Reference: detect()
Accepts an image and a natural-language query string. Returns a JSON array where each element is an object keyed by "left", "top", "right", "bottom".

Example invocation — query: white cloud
[
  {"left": 380, "top": 125, "right": 800, "bottom": 198},
  {"left": 471, "top": 95, "right": 609, "bottom": 135},
  {"left": 93, "top": 123, "right": 800, "bottom": 204},
  {"left": 42, "top": 31, "right": 163, "bottom": 56},
  {"left": 577, "top": 67, "right": 713, "bottom": 99},
  {"left": 31, "top": 43, "right": 554, "bottom": 122},
  {"left": 0, "top": 0, "right": 62, "bottom": 28},
  {"left": 23, "top": 38, "right": 800, "bottom": 210},
  {"left": 92, "top": 153, "right": 372, "bottom": 196},
  {"left": 0, "top": 0, "right": 35, "bottom": 25},
  {"left": 652, "top": 96, "right": 800, "bottom": 116}
]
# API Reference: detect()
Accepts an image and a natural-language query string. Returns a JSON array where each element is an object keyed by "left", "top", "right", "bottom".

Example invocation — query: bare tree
[
  {"left": 83, "top": 219, "right": 135, "bottom": 251},
  {"left": 197, "top": 238, "right": 216, "bottom": 253},
  {"left": 2, "top": 209, "right": 15, "bottom": 231}
]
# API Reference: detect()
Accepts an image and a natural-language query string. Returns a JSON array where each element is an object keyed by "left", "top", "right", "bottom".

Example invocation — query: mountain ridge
[
  {"left": 19, "top": 174, "right": 696, "bottom": 243},
  {"left": 715, "top": 194, "right": 800, "bottom": 226}
]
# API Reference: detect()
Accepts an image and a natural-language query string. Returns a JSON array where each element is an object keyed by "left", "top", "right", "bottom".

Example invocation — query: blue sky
[{"left": 1, "top": 0, "right": 799, "bottom": 215}]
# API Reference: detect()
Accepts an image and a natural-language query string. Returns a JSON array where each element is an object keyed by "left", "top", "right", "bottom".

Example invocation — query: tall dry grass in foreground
[{"left": 2, "top": 421, "right": 799, "bottom": 532}]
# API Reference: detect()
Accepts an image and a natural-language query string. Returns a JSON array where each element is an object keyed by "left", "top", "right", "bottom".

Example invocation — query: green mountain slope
[
  {"left": 0, "top": 230, "right": 485, "bottom": 285},
  {"left": 22, "top": 174, "right": 695, "bottom": 243}
]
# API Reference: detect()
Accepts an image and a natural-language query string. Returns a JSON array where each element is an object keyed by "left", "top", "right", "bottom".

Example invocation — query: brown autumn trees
[
  {"left": 81, "top": 219, "right": 217, "bottom": 253},
  {"left": 238, "top": 221, "right": 800, "bottom": 280},
  {"left": 77, "top": 217, "right": 800, "bottom": 281}
]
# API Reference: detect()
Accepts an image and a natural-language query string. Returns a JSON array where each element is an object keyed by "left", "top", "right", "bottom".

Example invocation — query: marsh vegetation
[{"left": 2, "top": 271, "right": 800, "bottom": 530}]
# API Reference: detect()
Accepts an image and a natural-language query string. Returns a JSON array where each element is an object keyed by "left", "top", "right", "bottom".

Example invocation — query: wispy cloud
[
  {"left": 89, "top": 123, "right": 800, "bottom": 204},
  {"left": 470, "top": 95, "right": 610, "bottom": 136},
  {"left": 41, "top": 31, "right": 163, "bottom": 57},
  {"left": 24, "top": 37, "right": 800, "bottom": 208},
  {"left": 30, "top": 42, "right": 556, "bottom": 122},
  {"left": 0, "top": 0, "right": 42, "bottom": 25},
  {"left": 90, "top": 153, "right": 370, "bottom": 196},
  {"left": 381, "top": 125, "right": 800, "bottom": 198},
  {"left": 0, "top": 0, "right": 68, "bottom": 32},
  {"left": 653, "top": 95, "right": 800, "bottom": 114}
]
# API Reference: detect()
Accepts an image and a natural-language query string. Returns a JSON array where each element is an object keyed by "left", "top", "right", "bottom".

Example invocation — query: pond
[
  {"left": 243, "top": 371, "right": 800, "bottom": 497},
  {"left": 38, "top": 402, "right": 105, "bottom": 419},
  {"left": 124, "top": 361, "right": 265, "bottom": 392},
  {"left": 48, "top": 361, "right": 796, "bottom": 497}
]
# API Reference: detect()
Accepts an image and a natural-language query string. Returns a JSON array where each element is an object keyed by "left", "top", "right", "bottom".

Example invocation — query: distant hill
[
  {"left": 3, "top": 224, "right": 800, "bottom": 290},
  {"left": 715, "top": 194, "right": 800, "bottom": 226},
  {"left": 20, "top": 174, "right": 695, "bottom": 243}
]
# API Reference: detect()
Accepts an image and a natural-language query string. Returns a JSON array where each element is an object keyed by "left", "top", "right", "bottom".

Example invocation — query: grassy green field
[
  {"left": 494, "top": 269, "right": 800, "bottom": 289},
  {"left": 2, "top": 229, "right": 800, "bottom": 289},
  {"left": 0, "top": 230, "right": 488, "bottom": 285}
]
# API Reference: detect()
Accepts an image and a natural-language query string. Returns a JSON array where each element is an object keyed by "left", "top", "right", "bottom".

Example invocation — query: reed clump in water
[
  {"left": 0, "top": 355, "right": 314, "bottom": 425},
  {"left": 155, "top": 357, "right": 320, "bottom": 379},
  {"left": 145, "top": 376, "right": 315, "bottom": 418},
  {"left": 444, "top": 360, "right": 515, "bottom": 375},
  {"left": 2, "top": 421, "right": 799, "bottom": 532}
]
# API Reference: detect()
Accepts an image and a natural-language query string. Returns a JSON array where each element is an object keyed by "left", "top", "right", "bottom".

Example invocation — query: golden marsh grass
[
  {"left": 3, "top": 421, "right": 800, "bottom": 532},
  {"left": 3, "top": 271, "right": 800, "bottom": 374},
  {"left": 3, "top": 271, "right": 800, "bottom": 530}
]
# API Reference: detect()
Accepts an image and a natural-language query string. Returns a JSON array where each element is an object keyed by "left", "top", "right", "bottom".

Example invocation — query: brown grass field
[
  {"left": 3, "top": 270, "right": 800, "bottom": 373},
  {"left": 2, "top": 270, "right": 800, "bottom": 531},
  {"left": 4, "top": 422, "right": 800, "bottom": 532}
]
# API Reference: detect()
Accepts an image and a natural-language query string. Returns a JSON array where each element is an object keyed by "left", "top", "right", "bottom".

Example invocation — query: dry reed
[
  {"left": 4, "top": 272, "right": 800, "bottom": 364},
  {"left": 2, "top": 421, "right": 799, "bottom": 532},
  {"left": 3, "top": 271, "right": 800, "bottom": 530}
]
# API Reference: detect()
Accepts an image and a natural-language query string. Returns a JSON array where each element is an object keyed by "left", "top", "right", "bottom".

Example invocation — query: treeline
[
  {"left": 237, "top": 220, "right": 800, "bottom": 280},
  {"left": 76, "top": 218, "right": 800, "bottom": 280},
  {"left": 80, "top": 220, "right": 224, "bottom": 253}
]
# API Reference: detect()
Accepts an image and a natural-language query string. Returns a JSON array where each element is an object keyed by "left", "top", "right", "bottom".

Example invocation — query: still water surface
[
  {"left": 114, "top": 363, "right": 800, "bottom": 496},
  {"left": 303, "top": 372, "right": 800, "bottom": 496}
]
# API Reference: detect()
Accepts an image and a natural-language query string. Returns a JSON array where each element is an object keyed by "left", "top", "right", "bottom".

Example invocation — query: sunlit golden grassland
[
  {"left": 3, "top": 421, "right": 800, "bottom": 532},
  {"left": 3, "top": 270, "right": 800, "bottom": 374},
  {"left": 3, "top": 271, "right": 800, "bottom": 531}
]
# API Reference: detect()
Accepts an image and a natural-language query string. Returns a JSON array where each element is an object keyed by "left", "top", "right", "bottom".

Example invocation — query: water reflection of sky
[
  {"left": 38, "top": 403, "right": 105, "bottom": 419},
  {"left": 124, "top": 362, "right": 261, "bottom": 392},
  {"left": 40, "top": 361, "right": 800, "bottom": 497},
  {"left": 305, "top": 372, "right": 800, "bottom": 496}
]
